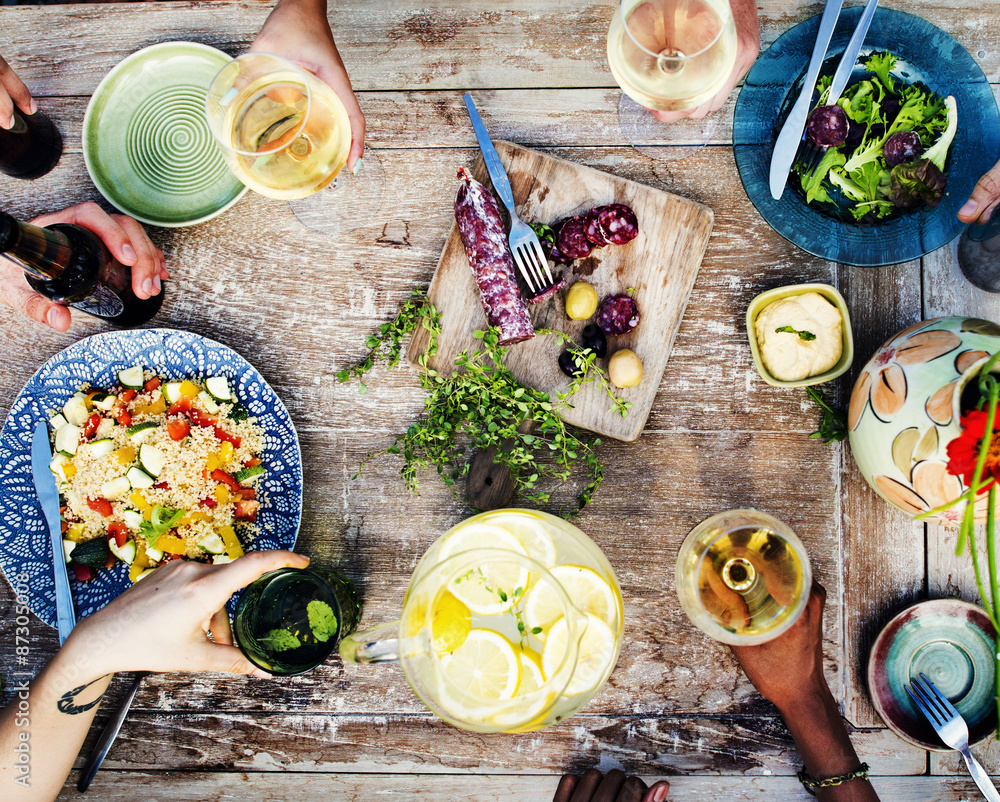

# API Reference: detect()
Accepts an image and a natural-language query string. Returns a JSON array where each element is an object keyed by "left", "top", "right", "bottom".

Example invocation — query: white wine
[
  {"left": 607, "top": 0, "right": 738, "bottom": 112},
  {"left": 223, "top": 71, "right": 351, "bottom": 200},
  {"left": 676, "top": 510, "right": 811, "bottom": 645}
]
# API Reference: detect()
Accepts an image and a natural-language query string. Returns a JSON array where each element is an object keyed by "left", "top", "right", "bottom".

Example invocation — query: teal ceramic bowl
[
  {"left": 868, "top": 598, "right": 997, "bottom": 750},
  {"left": 746, "top": 283, "right": 854, "bottom": 388},
  {"left": 83, "top": 41, "right": 247, "bottom": 227}
]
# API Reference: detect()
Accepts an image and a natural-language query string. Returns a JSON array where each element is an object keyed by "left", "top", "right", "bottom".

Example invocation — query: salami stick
[{"left": 454, "top": 168, "right": 535, "bottom": 346}]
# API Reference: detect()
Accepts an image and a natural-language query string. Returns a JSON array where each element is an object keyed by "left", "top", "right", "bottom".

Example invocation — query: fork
[
  {"left": 906, "top": 673, "right": 1000, "bottom": 801},
  {"left": 462, "top": 93, "right": 553, "bottom": 293}
]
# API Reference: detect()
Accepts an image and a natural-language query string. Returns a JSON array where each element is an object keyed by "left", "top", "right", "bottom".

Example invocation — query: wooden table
[{"left": 0, "top": 1, "right": 998, "bottom": 798}]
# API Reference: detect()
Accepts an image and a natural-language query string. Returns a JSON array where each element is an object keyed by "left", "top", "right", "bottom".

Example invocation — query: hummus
[{"left": 754, "top": 292, "right": 843, "bottom": 381}]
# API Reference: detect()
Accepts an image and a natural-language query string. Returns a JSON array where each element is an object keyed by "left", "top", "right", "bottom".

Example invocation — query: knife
[
  {"left": 31, "top": 420, "right": 75, "bottom": 644},
  {"left": 769, "top": 0, "right": 844, "bottom": 200},
  {"left": 827, "top": 0, "right": 880, "bottom": 105},
  {"left": 77, "top": 672, "right": 148, "bottom": 792},
  {"left": 462, "top": 93, "right": 517, "bottom": 212}
]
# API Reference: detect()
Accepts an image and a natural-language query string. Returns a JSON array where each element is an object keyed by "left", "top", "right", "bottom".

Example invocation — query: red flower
[{"left": 946, "top": 410, "right": 1000, "bottom": 491}]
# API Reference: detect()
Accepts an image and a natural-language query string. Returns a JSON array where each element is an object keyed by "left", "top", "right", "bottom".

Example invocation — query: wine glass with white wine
[
  {"left": 205, "top": 52, "right": 383, "bottom": 236},
  {"left": 607, "top": 0, "right": 738, "bottom": 161}
]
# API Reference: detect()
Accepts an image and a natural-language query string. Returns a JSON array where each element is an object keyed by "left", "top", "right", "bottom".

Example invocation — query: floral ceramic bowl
[{"left": 848, "top": 316, "right": 1000, "bottom": 524}]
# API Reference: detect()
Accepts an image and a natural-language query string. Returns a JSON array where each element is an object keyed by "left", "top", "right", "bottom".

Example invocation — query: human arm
[
  {"left": 552, "top": 769, "right": 670, "bottom": 801},
  {"left": 958, "top": 160, "right": 1000, "bottom": 226},
  {"left": 651, "top": 0, "right": 760, "bottom": 122},
  {"left": 0, "top": 202, "right": 168, "bottom": 332},
  {"left": 250, "top": 0, "right": 365, "bottom": 170},
  {"left": 730, "top": 583, "right": 879, "bottom": 801},
  {"left": 0, "top": 550, "right": 309, "bottom": 800},
  {"left": 0, "top": 55, "right": 35, "bottom": 129}
]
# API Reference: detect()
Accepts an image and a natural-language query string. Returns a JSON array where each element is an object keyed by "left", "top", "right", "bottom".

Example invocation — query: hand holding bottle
[
  {"left": 0, "top": 54, "right": 35, "bottom": 129},
  {"left": 958, "top": 159, "right": 1000, "bottom": 226},
  {"left": 0, "top": 202, "right": 167, "bottom": 331}
]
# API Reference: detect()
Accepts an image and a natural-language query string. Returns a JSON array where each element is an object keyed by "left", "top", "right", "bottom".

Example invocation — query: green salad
[{"left": 796, "top": 51, "right": 957, "bottom": 222}]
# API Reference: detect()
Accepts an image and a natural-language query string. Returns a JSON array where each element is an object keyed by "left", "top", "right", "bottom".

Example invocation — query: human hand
[
  {"left": 64, "top": 550, "right": 310, "bottom": 681},
  {"left": 553, "top": 769, "right": 670, "bottom": 802},
  {"left": 0, "top": 54, "right": 35, "bottom": 129},
  {"left": 250, "top": 0, "right": 365, "bottom": 170},
  {"left": 958, "top": 159, "right": 1000, "bottom": 225},
  {"left": 729, "top": 581, "right": 828, "bottom": 713},
  {"left": 648, "top": 0, "right": 760, "bottom": 123},
  {"left": 0, "top": 202, "right": 168, "bottom": 332}
]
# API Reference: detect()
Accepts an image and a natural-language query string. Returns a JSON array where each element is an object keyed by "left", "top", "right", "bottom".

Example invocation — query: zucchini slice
[
  {"left": 125, "top": 467, "right": 155, "bottom": 489},
  {"left": 134, "top": 567, "right": 158, "bottom": 582},
  {"left": 121, "top": 509, "right": 144, "bottom": 530},
  {"left": 54, "top": 423, "right": 81, "bottom": 456},
  {"left": 101, "top": 476, "right": 131, "bottom": 500},
  {"left": 48, "top": 412, "right": 68, "bottom": 430},
  {"left": 49, "top": 453, "right": 71, "bottom": 480},
  {"left": 212, "top": 554, "right": 234, "bottom": 565},
  {"left": 109, "top": 538, "right": 137, "bottom": 565},
  {"left": 62, "top": 539, "right": 76, "bottom": 563},
  {"left": 162, "top": 382, "right": 184, "bottom": 404},
  {"left": 138, "top": 444, "right": 165, "bottom": 477},
  {"left": 62, "top": 394, "right": 89, "bottom": 427},
  {"left": 118, "top": 366, "right": 144, "bottom": 389},
  {"left": 196, "top": 533, "right": 226, "bottom": 554},
  {"left": 198, "top": 391, "right": 221, "bottom": 415},
  {"left": 126, "top": 421, "right": 159, "bottom": 442},
  {"left": 233, "top": 465, "right": 266, "bottom": 484},
  {"left": 92, "top": 393, "right": 117, "bottom": 411},
  {"left": 205, "top": 376, "right": 232, "bottom": 402},
  {"left": 145, "top": 546, "right": 164, "bottom": 563},
  {"left": 79, "top": 438, "right": 115, "bottom": 460}
]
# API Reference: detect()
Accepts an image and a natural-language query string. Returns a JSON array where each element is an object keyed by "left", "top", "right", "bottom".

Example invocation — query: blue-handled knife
[
  {"left": 463, "top": 93, "right": 516, "bottom": 211},
  {"left": 31, "top": 420, "right": 76, "bottom": 644}
]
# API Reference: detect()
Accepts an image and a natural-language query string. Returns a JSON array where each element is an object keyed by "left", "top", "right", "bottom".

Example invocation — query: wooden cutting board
[{"left": 407, "top": 141, "right": 713, "bottom": 442}]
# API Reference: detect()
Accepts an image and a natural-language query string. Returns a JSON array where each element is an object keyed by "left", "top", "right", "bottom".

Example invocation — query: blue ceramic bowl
[
  {"left": 734, "top": 7, "right": 1000, "bottom": 267},
  {"left": 0, "top": 329, "right": 302, "bottom": 627}
]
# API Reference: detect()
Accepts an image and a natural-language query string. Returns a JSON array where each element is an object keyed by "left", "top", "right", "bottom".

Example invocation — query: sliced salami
[
  {"left": 454, "top": 168, "right": 535, "bottom": 346},
  {"left": 548, "top": 222, "right": 571, "bottom": 264},
  {"left": 556, "top": 214, "right": 594, "bottom": 260},
  {"left": 597, "top": 204, "right": 639, "bottom": 245},
  {"left": 583, "top": 207, "right": 610, "bottom": 247},
  {"left": 525, "top": 272, "right": 567, "bottom": 304},
  {"left": 596, "top": 294, "right": 640, "bottom": 336}
]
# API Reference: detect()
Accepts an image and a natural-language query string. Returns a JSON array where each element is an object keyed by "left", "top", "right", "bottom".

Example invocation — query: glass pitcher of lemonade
[{"left": 339, "top": 509, "right": 624, "bottom": 732}]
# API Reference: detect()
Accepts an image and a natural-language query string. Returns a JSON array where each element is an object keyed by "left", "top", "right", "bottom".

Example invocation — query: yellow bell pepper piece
[
  {"left": 178, "top": 511, "right": 210, "bottom": 526},
  {"left": 66, "top": 523, "right": 86, "bottom": 543},
  {"left": 129, "top": 541, "right": 150, "bottom": 582},
  {"left": 133, "top": 396, "right": 167, "bottom": 416},
  {"left": 178, "top": 380, "right": 199, "bottom": 399},
  {"left": 205, "top": 453, "right": 222, "bottom": 473},
  {"left": 219, "top": 441, "right": 234, "bottom": 463},
  {"left": 157, "top": 534, "right": 187, "bottom": 555},
  {"left": 214, "top": 484, "right": 230, "bottom": 504},
  {"left": 84, "top": 390, "right": 100, "bottom": 410},
  {"left": 115, "top": 446, "right": 136, "bottom": 465},
  {"left": 219, "top": 525, "right": 244, "bottom": 559},
  {"left": 130, "top": 491, "right": 152, "bottom": 520},
  {"left": 63, "top": 461, "right": 77, "bottom": 479}
]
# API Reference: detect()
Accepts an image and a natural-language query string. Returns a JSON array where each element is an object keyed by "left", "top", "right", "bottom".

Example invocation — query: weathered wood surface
[
  {"left": 0, "top": 0, "right": 998, "bottom": 796},
  {"left": 408, "top": 140, "right": 714, "bottom": 442}
]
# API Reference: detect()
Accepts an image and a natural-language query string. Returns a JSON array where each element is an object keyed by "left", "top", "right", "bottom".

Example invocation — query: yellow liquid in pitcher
[{"left": 405, "top": 511, "right": 624, "bottom": 731}]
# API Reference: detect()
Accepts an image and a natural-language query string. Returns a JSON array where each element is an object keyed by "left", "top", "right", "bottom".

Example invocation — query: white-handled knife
[
  {"left": 768, "top": 0, "right": 844, "bottom": 200},
  {"left": 31, "top": 420, "right": 76, "bottom": 644}
]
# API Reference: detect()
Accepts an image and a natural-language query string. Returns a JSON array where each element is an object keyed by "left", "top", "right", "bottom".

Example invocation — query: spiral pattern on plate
[{"left": 126, "top": 86, "right": 229, "bottom": 195}]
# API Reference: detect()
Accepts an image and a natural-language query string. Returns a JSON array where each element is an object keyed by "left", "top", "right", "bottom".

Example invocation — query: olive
[
  {"left": 558, "top": 348, "right": 583, "bottom": 378},
  {"left": 581, "top": 324, "right": 608, "bottom": 358},
  {"left": 565, "top": 280, "right": 599, "bottom": 320},
  {"left": 608, "top": 349, "right": 643, "bottom": 388}
]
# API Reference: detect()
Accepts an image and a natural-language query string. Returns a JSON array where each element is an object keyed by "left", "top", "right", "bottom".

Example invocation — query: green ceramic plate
[
  {"left": 83, "top": 41, "right": 247, "bottom": 227},
  {"left": 868, "top": 599, "right": 997, "bottom": 750}
]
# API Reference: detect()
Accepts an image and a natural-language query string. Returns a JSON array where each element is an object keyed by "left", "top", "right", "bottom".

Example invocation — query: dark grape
[
  {"left": 806, "top": 105, "right": 848, "bottom": 147},
  {"left": 884, "top": 131, "right": 923, "bottom": 168},
  {"left": 581, "top": 324, "right": 608, "bottom": 358}
]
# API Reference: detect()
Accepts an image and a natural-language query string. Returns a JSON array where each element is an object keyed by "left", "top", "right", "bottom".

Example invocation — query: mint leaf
[
  {"left": 259, "top": 629, "right": 301, "bottom": 652},
  {"left": 307, "top": 600, "right": 339, "bottom": 642}
]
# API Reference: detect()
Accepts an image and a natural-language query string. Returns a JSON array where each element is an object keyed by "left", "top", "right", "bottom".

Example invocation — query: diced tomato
[
  {"left": 72, "top": 563, "right": 93, "bottom": 582},
  {"left": 61, "top": 520, "right": 68, "bottom": 533},
  {"left": 114, "top": 408, "right": 133, "bottom": 427},
  {"left": 153, "top": 481, "right": 171, "bottom": 490},
  {"left": 144, "top": 377, "right": 161, "bottom": 392},
  {"left": 120, "top": 389, "right": 137, "bottom": 404},
  {"left": 234, "top": 499, "right": 261, "bottom": 521},
  {"left": 213, "top": 426, "right": 241, "bottom": 447},
  {"left": 167, "top": 419, "right": 191, "bottom": 441},
  {"left": 211, "top": 468, "right": 241, "bottom": 492},
  {"left": 108, "top": 521, "right": 128, "bottom": 548},
  {"left": 167, "top": 397, "right": 191, "bottom": 415},
  {"left": 86, "top": 497, "right": 114, "bottom": 517},
  {"left": 105, "top": 552, "right": 117, "bottom": 569},
  {"left": 188, "top": 408, "right": 216, "bottom": 428},
  {"left": 244, "top": 457, "right": 262, "bottom": 468},
  {"left": 199, "top": 496, "right": 218, "bottom": 508},
  {"left": 82, "top": 413, "right": 101, "bottom": 439},
  {"left": 237, "top": 486, "right": 256, "bottom": 501}
]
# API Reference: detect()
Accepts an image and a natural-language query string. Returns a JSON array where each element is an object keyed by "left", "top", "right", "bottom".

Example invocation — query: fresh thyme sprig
[
  {"left": 806, "top": 387, "right": 848, "bottom": 443},
  {"left": 541, "top": 328, "right": 632, "bottom": 418}
]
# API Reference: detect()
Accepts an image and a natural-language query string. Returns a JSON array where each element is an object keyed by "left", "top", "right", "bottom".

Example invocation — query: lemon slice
[
  {"left": 432, "top": 591, "right": 471, "bottom": 654},
  {"left": 438, "top": 523, "right": 530, "bottom": 614},
  {"left": 440, "top": 629, "right": 521, "bottom": 700},
  {"left": 484, "top": 513, "right": 557, "bottom": 568},
  {"left": 541, "top": 613, "right": 616, "bottom": 696},
  {"left": 517, "top": 648, "right": 546, "bottom": 695},
  {"left": 523, "top": 565, "right": 617, "bottom": 638}
]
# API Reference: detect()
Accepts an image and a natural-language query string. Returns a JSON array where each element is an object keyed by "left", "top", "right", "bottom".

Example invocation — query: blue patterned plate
[
  {"left": 734, "top": 7, "right": 1000, "bottom": 267},
  {"left": 0, "top": 329, "right": 302, "bottom": 628}
]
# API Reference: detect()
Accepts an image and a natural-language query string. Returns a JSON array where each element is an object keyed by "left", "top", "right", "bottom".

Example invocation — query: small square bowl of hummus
[{"left": 746, "top": 283, "right": 853, "bottom": 387}]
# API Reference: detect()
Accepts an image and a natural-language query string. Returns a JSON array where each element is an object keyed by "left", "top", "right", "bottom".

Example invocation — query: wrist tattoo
[{"left": 57, "top": 677, "right": 107, "bottom": 715}]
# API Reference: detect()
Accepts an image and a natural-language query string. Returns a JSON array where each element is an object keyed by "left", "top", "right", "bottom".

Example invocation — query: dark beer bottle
[
  {"left": 0, "top": 109, "right": 62, "bottom": 180},
  {"left": 0, "top": 212, "right": 163, "bottom": 326}
]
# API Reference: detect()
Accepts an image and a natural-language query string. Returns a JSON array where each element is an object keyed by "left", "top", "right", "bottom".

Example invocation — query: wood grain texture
[{"left": 407, "top": 140, "right": 713, "bottom": 441}]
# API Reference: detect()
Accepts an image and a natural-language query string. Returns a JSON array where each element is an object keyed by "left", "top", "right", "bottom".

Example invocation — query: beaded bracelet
[{"left": 797, "top": 762, "right": 870, "bottom": 796}]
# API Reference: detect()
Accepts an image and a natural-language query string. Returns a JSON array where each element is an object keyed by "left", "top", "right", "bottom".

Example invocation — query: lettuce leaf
[{"left": 889, "top": 158, "right": 947, "bottom": 209}]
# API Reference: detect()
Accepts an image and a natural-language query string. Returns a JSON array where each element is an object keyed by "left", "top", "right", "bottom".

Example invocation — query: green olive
[
  {"left": 608, "top": 349, "right": 643, "bottom": 388},
  {"left": 564, "top": 281, "right": 599, "bottom": 321}
]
